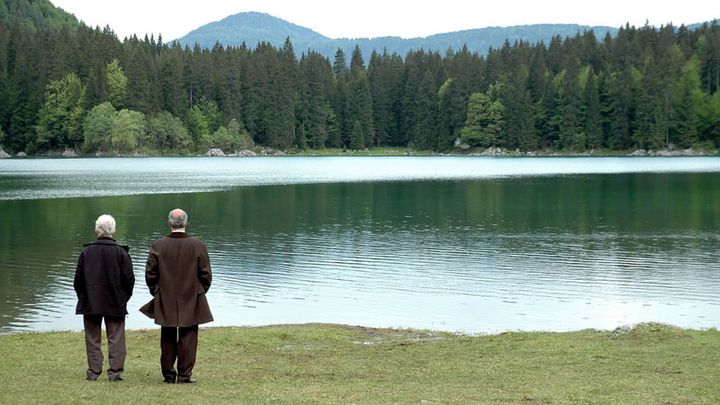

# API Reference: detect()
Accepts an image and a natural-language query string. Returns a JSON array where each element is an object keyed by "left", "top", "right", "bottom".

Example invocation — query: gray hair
[
  {"left": 95, "top": 214, "right": 116, "bottom": 238},
  {"left": 168, "top": 209, "right": 188, "bottom": 229}
]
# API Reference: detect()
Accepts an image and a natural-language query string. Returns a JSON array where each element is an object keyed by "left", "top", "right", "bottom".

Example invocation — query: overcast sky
[{"left": 50, "top": 0, "right": 717, "bottom": 41}]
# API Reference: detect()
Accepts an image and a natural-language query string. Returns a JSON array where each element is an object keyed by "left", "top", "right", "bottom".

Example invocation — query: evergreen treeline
[{"left": 1, "top": 19, "right": 719, "bottom": 155}]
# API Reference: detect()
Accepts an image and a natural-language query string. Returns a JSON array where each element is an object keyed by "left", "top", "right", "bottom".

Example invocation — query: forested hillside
[
  {"left": 0, "top": 0, "right": 77, "bottom": 31},
  {"left": 176, "top": 12, "right": 619, "bottom": 61},
  {"left": 0, "top": 3, "right": 719, "bottom": 155}
]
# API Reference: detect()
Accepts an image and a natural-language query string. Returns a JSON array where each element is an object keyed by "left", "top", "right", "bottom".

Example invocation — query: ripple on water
[{"left": 1, "top": 162, "right": 719, "bottom": 332}]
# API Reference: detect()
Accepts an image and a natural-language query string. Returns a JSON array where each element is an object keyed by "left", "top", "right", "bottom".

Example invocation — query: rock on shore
[
  {"left": 627, "top": 148, "right": 706, "bottom": 157},
  {"left": 206, "top": 148, "right": 226, "bottom": 157}
]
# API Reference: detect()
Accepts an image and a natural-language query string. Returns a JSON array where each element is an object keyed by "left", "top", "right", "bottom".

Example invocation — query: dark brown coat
[
  {"left": 142, "top": 232, "right": 213, "bottom": 327},
  {"left": 74, "top": 238, "right": 135, "bottom": 316}
]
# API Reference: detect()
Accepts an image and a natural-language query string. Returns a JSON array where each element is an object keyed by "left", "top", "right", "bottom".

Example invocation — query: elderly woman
[{"left": 73, "top": 214, "right": 134, "bottom": 381}]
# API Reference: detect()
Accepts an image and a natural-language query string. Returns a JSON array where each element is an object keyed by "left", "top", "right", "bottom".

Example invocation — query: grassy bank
[{"left": 1, "top": 323, "right": 718, "bottom": 404}]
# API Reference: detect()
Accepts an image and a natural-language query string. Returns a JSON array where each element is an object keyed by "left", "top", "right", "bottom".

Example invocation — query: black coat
[{"left": 74, "top": 238, "right": 135, "bottom": 316}]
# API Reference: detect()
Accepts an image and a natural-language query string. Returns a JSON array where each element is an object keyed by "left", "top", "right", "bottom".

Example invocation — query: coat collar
[
  {"left": 84, "top": 237, "right": 130, "bottom": 251},
  {"left": 167, "top": 232, "right": 191, "bottom": 239}
]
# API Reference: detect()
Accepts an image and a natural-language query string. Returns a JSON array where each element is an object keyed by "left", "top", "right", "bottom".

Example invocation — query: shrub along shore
[{"left": 0, "top": 323, "right": 718, "bottom": 404}]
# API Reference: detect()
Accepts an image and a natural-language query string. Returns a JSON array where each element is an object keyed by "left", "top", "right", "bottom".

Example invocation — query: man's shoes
[
  {"left": 163, "top": 377, "right": 176, "bottom": 384},
  {"left": 177, "top": 378, "right": 197, "bottom": 384},
  {"left": 108, "top": 375, "right": 125, "bottom": 382},
  {"left": 86, "top": 376, "right": 98, "bottom": 381}
]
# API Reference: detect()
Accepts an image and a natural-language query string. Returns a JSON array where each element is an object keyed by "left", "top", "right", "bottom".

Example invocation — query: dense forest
[{"left": 0, "top": 4, "right": 719, "bottom": 155}]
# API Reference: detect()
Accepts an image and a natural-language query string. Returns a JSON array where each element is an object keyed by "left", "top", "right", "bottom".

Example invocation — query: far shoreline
[{"left": 1, "top": 145, "right": 718, "bottom": 159}]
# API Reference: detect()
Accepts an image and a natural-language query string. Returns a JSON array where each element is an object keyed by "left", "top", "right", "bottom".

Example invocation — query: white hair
[
  {"left": 95, "top": 214, "right": 116, "bottom": 238},
  {"left": 168, "top": 209, "right": 188, "bottom": 229}
]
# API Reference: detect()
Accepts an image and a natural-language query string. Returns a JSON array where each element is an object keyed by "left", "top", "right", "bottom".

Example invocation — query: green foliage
[
  {"left": 82, "top": 102, "right": 116, "bottom": 153},
  {"left": 209, "top": 118, "right": 255, "bottom": 152},
  {"left": 34, "top": 73, "right": 85, "bottom": 151},
  {"left": 369, "top": 50, "right": 404, "bottom": 147},
  {"left": 229, "top": 118, "right": 255, "bottom": 150},
  {"left": 186, "top": 105, "right": 211, "bottom": 150},
  {"left": 105, "top": 59, "right": 128, "bottom": 109},
  {"left": 298, "top": 52, "right": 333, "bottom": 149},
  {"left": 697, "top": 91, "right": 720, "bottom": 147},
  {"left": 145, "top": 111, "right": 193, "bottom": 154},
  {"left": 346, "top": 69, "right": 373, "bottom": 148},
  {"left": 673, "top": 56, "right": 704, "bottom": 147},
  {"left": 198, "top": 98, "right": 223, "bottom": 134},
  {"left": 499, "top": 67, "right": 537, "bottom": 150},
  {"left": 210, "top": 125, "right": 233, "bottom": 151},
  {"left": 558, "top": 60, "right": 583, "bottom": 150},
  {"left": 325, "top": 108, "right": 341, "bottom": 148},
  {"left": 583, "top": 71, "right": 603, "bottom": 149},
  {"left": 111, "top": 109, "right": 145, "bottom": 153},
  {"left": 347, "top": 119, "right": 364, "bottom": 150},
  {"left": 460, "top": 92, "right": 504, "bottom": 147},
  {"left": 82, "top": 103, "right": 145, "bottom": 154}
]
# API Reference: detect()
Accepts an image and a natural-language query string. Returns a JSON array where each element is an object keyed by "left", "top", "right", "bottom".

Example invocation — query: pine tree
[
  {"left": 606, "top": 67, "right": 634, "bottom": 150},
  {"left": 269, "top": 37, "right": 297, "bottom": 149},
  {"left": 558, "top": 57, "right": 583, "bottom": 150},
  {"left": 436, "top": 43, "right": 483, "bottom": 151},
  {"left": 346, "top": 46, "right": 373, "bottom": 148},
  {"left": 158, "top": 43, "right": 187, "bottom": 118},
  {"left": 409, "top": 69, "right": 438, "bottom": 149},
  {"left": 673, "top": 57, "right": 703, "bottom": 147},
  {"left": 105, "top": 58, "right": 127, "bottom": 109},
  {"left": 500, "top": 67, "right": 536, "bottom": 150},
  {"left": 186, "top": 104, "right": 210, "bottom": 150},
  {"left": 299, "top": 51, "right": 333, "bottom": 148},
  {"left": 368, "top": 49, "right": 403, "bottom": 147},
  {"left": 346, "top": 119, "right": 362, "bottom": 150},
  {"left": 583, "top": 71, "right": 603, "bottom": 149},
  {"left": 330, "top": 48, "right": 348, "bottom": 145},
  {"left": 699, "top": 23, "right": 720, "bottom": 94}
]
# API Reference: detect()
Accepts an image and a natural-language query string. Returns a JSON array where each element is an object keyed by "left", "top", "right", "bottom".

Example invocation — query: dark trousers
[
  {"left": 83, "top": 314, "right": 126, "bottom": 380},
  {"left": 160, "top": 325, "right": 198, "bottom": 383}
]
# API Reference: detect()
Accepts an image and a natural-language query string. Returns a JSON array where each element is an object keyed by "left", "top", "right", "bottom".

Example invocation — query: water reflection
[
  {"left": 1, "top": 156, "right": 720, "bottom": 200},
  {"left": 0, "top": 173, "right": 719, "bottom": 333}
]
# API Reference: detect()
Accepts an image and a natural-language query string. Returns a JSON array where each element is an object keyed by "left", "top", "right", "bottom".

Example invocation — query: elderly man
[
  {"left": 143, "top": 208, "right": 213, "bottom": 384},
  {"left": 74, "top": 214, "right": 135, "bottom": 382}
]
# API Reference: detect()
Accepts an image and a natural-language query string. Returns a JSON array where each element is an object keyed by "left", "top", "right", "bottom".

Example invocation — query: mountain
[
  {"left": 176, "top": 12, "right": 619, "bottom": 60},
  {"left": 0, "top": 0, "right": 79, "bottom": 31},
  {"left": 178, "top": 11, "right": 328, "bottom": 51}
]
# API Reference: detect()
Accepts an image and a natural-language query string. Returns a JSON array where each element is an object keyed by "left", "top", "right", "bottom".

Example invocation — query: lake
[{"left": 0, "top": 156, "right": 719, "bottom": 333}]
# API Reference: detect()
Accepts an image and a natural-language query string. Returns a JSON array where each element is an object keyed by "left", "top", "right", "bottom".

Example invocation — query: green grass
[{"left": 1, "top": 323, "right": 718, "bottom": 404}]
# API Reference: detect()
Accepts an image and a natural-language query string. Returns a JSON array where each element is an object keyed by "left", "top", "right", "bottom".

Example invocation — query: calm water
[{"left": 0, "top": 157, "right": 719, "bottom": 333}]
